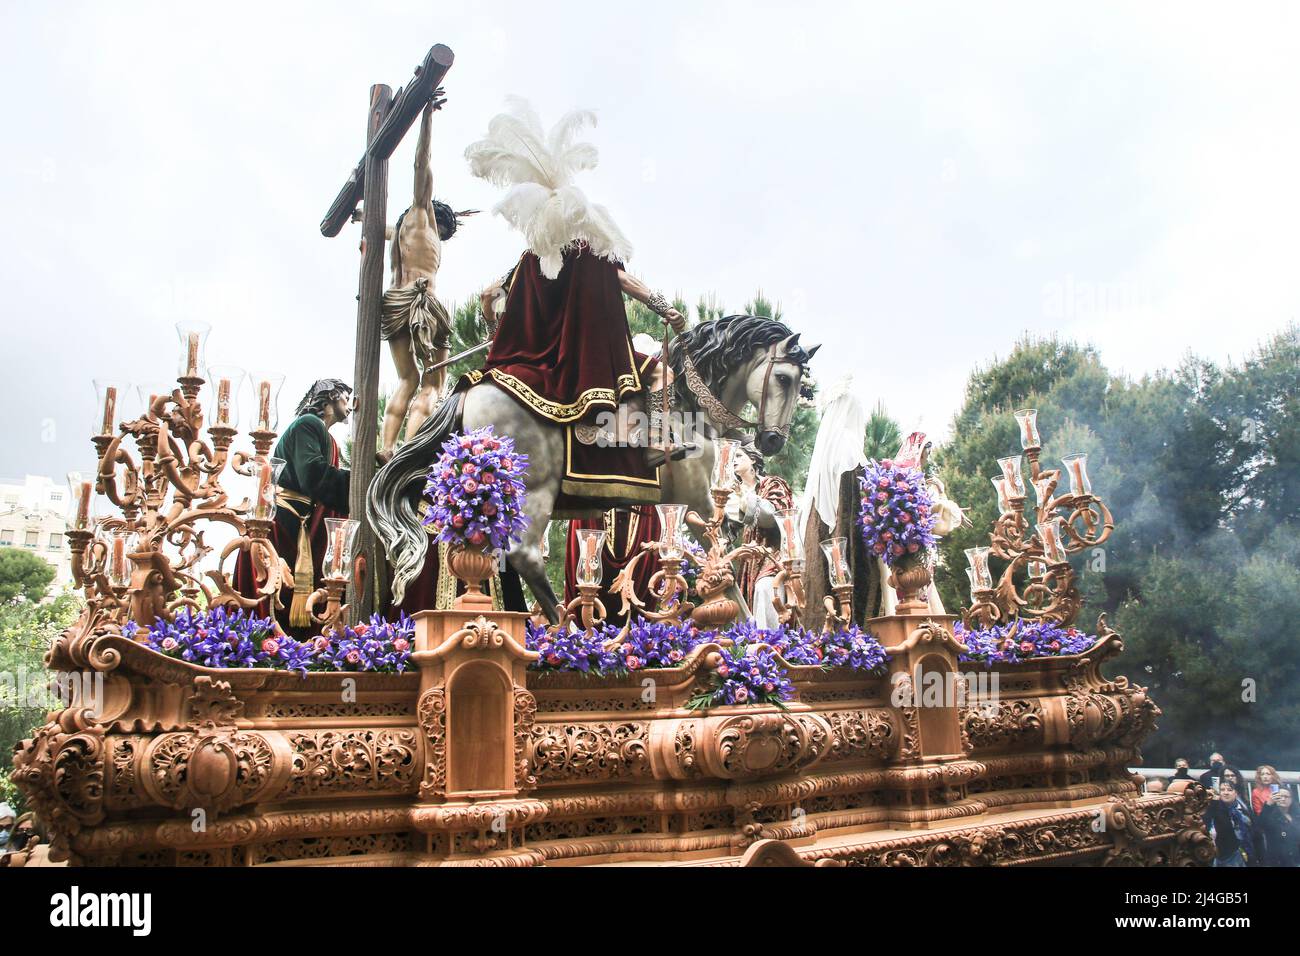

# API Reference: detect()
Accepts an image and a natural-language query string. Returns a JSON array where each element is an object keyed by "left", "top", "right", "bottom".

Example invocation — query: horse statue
[{"left": 368, "top": 314, "right": 819, "bottom": 623}]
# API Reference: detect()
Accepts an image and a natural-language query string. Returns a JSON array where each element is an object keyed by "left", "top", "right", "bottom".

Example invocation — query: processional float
[{"left": 9, "top": 42, "right": 1211, "bottom": 868}]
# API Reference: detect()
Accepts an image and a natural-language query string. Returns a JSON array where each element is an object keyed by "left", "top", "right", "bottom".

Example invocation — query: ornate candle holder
[
  {"left": 770, "top": 507, "right": 806, "bottom": 628},
  {"left": 306, "top": 517, "right": 359, "bottom": 636},
  {"left": 62, "top": 325, "right": 291, "bottom": 649},
  {"left": 960, "top": 409, "right": 1113, "bottom": 629},
  {"left": 557, "top": 528, "right": 608, "bottom": 634},
  {"left": 819, "top": 536, "right": 853, "bottom": 633}
]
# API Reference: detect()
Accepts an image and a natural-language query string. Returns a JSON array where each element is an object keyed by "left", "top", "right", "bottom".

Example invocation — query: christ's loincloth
[{"left": 381, "top": 277, "right": 451, "bottom": 372}]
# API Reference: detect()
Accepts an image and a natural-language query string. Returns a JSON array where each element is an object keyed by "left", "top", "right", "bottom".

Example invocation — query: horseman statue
[{"left": 369, "top": 97, "right": 818, "bottom": 623}]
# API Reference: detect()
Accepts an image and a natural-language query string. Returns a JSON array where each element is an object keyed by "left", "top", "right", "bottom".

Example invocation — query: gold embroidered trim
[
  {"left": 564, "top": 428, "right": 661, "bottom": 486},
  {"left": 561, "top": 478, "right": 662, "bottom": 503}
]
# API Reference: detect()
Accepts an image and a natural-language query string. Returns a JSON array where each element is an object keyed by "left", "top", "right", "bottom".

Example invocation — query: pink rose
[
  {"left": 161, "top": 637, "right": 177, "bottom": 651},
  {"left": 346, "top": 649, "right": 361, "bottom": 664},
  {"left": 480, "top": 471, "right": 496, "bottom": 485},
  {"left": 626, "top": 656, "right": 643, "bottom": 670},
  {"left": 261, "top": 638, "right": 279, "bottom": 655},
  {"left": 717, "top": 663, "right": 730, "bottom": 678},
  {"left": 500, "top": 457, "right": 513, "bottom": 470},
  {"left": 468, "top": 531, "right": 486, "bottom": 546},
  {"left": 452, "top": 514, "right": 465, "bottom": 528},
  {"left": 393, "top": 637, "right": 410, "bottom": 652},
  {"left": 472, "top": 444, "right": 484, "bottom": 455},
  {"left": 482, "top": 503, "right": 498, "bottom": 516},
  {"left": 354, "top": 623, "right": 370, "bottom": 636},
  {"left": 892, "top": 544, "right": 905, "bottom": 556},
  {"left": 735, "top": 687, "right": 749, "bottom": 703},
  {"left": 907, "top": 542, "right": 919, "bottom": 553},
  {"left": 459, "top": 437, "right": 473, "bottom": 449},
  {"left": 462, "top": 478, "right": 479, "bottom": 493},
  {"left": 1019, "top": 641, "right": 1035, "bottom": 654},
  {"left": 441, "top": 469, "right": 453, "bottom": 480},
  {"left": 313, "top": 636, "right": 330, "bottom": 653},
  {"left": 763, "top": 682, "right": 775, "bottom": 693}
]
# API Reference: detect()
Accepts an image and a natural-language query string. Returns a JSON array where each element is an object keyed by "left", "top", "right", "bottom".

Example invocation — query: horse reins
[{"left": 675, "top": 339, "right": 790, "bottom": 439}]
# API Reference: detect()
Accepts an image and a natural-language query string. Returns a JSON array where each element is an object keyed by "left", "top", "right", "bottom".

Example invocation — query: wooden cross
[{"left": 320, "top": 43, "right": 455, "bottom": 618}]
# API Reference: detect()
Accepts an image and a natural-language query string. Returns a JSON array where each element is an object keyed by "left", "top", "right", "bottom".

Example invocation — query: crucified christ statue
[{"left": 378, "top": 91, "right": 473, "bottom": 463}]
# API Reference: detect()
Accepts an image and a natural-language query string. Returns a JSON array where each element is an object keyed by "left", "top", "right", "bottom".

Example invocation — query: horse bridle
[{"left": 678, "top": 341, "right": 792, "bottom": 439}]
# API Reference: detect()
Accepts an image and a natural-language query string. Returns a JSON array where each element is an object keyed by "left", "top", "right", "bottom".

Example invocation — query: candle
[
  {"left": 1036, "top": 518, "right": 1067, "bottom": 565},
  {"left": 75, "top": 480, "right": 92, "bottom": 530},
  {"left": 576, "top": 528, "right": 605, "bottom": 587},
  {"left": 1062, "top": 454, "right": 1091, "bottom": 497},
  {"left": 776, "top": 508, "right": 802, "bottom": 561},
  {"left": 997, "top": 456, "right": 1025, "bottom": 496},
  {"left": 216, "top": 378, "right": 232, "bottom": 425},
  {"left": 712, "top": 438, "right": 739, "bottom": 490},
  {"left": 966, "top": 567, "right": 982, "bottom": 600},
  {"left": 111, "top": 535, "right": 127, "bottom": 585},
  {"left": 101, "top": 385, "right": 117, "bottom": 436},
  {"left": 186, "top": 333, "right": 200, "bottom": 377},
  {"left": 964, "top": 547, "right": 992, "bottom": 589},
  {"left": 254, "top": 460, "right": 274, "bottom": 520},
  {"left": 257, "top": 380, "right": 272, "bottom": 431},
  {"left": 821, "top": 537, "right": 850, "bottom": 589},
  {"left": 991, "top": 476, "right": 1015, "bottom": 515},
  {"left": 656, "top": 504, "right": 686, "bottom": 560},
  {"left": 332, "top": 524, "right": 347, "bottom": 577},
  {"left": 1028, "top": 559, "right": 1047, "bottom": 580},
  {"left": 1014, "top": 408, "right": 1041, "bottom": 449}
]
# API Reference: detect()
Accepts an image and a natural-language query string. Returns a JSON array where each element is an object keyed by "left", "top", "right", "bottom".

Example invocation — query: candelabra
[
  {"left": 960, "top": 408, "right": 1113, "bottom": 631},
  {"left": 609, "top": 439, "right": 764, "bottom": 629},
  {"left": 67, "top": 323, "right": 292, "bottom": 637}
]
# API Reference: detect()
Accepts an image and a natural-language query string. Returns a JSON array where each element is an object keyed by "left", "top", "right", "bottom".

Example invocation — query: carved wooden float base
[{"left": 13, "top": 609, "right": 1213, "bottom": 867}]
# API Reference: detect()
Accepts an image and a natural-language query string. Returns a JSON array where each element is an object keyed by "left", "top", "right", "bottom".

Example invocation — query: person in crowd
[
  {"left": 1204, "top": 779, "right": 1255, "bottom": 867},
  {"left": 0, "top": 803, "right": 14, "bottom": 857},
  {"left": 1198, "top": 753, "right": 1228, "bottom": 790},
  {"left": 1252, "top": 765, "right": 1283, "bottom": 815},
  {"left": 1170, "top": 757, "right": 1192, "bottom": 783},
  {"left": 1259, "top": 787, "right": 1300, "bottom": 867}
]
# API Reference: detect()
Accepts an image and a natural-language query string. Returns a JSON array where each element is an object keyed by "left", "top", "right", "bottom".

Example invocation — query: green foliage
[
  {"left": 0, "top": 548, "right": 56, "bottom": 604},
  {"left": 743, "top": 290, "right": 782, "bottom": 323},
  {"left": 0, "top": 590, "right": 82, "bottom": 814},
  {"left": 933, "top": 325, "right": 1300, "bottom": 767},
  {"left": 765, "top": 404, "right": 819, "bottom": 494},
  {"left": 864, "top": 402, "right": 902, "bottom": 462}
]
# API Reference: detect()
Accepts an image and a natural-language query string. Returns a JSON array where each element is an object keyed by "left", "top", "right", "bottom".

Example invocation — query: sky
[{"left": 1, "top": 1, "right": 1298, "bottom": 492}]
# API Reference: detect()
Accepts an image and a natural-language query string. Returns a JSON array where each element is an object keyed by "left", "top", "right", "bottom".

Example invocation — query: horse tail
[{"left": 367, "top": 390, "right": 464, "bottom": 605}]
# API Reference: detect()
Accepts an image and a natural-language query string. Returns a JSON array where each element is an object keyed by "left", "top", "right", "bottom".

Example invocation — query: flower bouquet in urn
[
  {"left": 422, "top": 425, "right": 529, "bottom": 598},
  {"left": 858, "top": 459, "right": 937, "bottom": 611}
]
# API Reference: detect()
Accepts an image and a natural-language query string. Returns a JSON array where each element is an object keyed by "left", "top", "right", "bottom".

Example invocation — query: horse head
[{"left": 671, "top": 315, "right": 819, "bottom": 456}]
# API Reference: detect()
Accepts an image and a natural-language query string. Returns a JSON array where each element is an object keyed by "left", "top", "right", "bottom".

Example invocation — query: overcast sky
[{"left": 2, "top": 1, "right": 1297, "bottom": 489}]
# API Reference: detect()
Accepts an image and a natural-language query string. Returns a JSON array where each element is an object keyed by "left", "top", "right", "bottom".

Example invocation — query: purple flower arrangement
[
  {"left": 315, "top": 613, "right": 416, "bottom": 673},
  {"left": 422, "top": 425, "right": 529, "bottom": 551},
  {"left": 955, "top": 619, "right": 1098, "bottom": 667},
  {"left": 728, "top": 620, "right": 890, "bottom": 674},
  {"left": 126, "top": 607, "right": 416, "bottom": 675},
  {"left": 611, "top": 618, "right": 703, "bottom": 671},
  {"left": 858, "top": 459, "right": 936, "bottom": 566},
  {"left": 525, "top": 619, "right": 621, "bottom": 674},
  {"left": 688, "top": 643, "right": 794, "bottom": 710}
]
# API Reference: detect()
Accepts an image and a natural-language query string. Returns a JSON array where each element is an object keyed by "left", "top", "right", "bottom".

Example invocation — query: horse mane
[{"left": 667, "top": 314, "right": 811, "bottom": 407}]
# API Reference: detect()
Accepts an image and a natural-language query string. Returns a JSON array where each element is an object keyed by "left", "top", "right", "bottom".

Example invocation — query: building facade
[{"left": 0, "top": 474, "right": 74, "bottom": 590}]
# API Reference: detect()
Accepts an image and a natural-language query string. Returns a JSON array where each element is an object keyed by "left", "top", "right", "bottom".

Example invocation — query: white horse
[{"left": 369, "top": 314, "right": 818, "bottom": 623}]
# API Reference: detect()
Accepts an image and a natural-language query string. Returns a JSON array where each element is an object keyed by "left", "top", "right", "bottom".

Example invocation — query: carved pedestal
[
  {"left": 870, "top": 613, "right": 983, "bottom": 828},
  {"left": 410, "top": 594, "right": 541, "bottom": 863}
]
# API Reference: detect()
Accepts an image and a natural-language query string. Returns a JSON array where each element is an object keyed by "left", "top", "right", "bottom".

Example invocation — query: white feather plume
[{"left": 465, "top": 97, "right": 632, "bottom": 278}]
